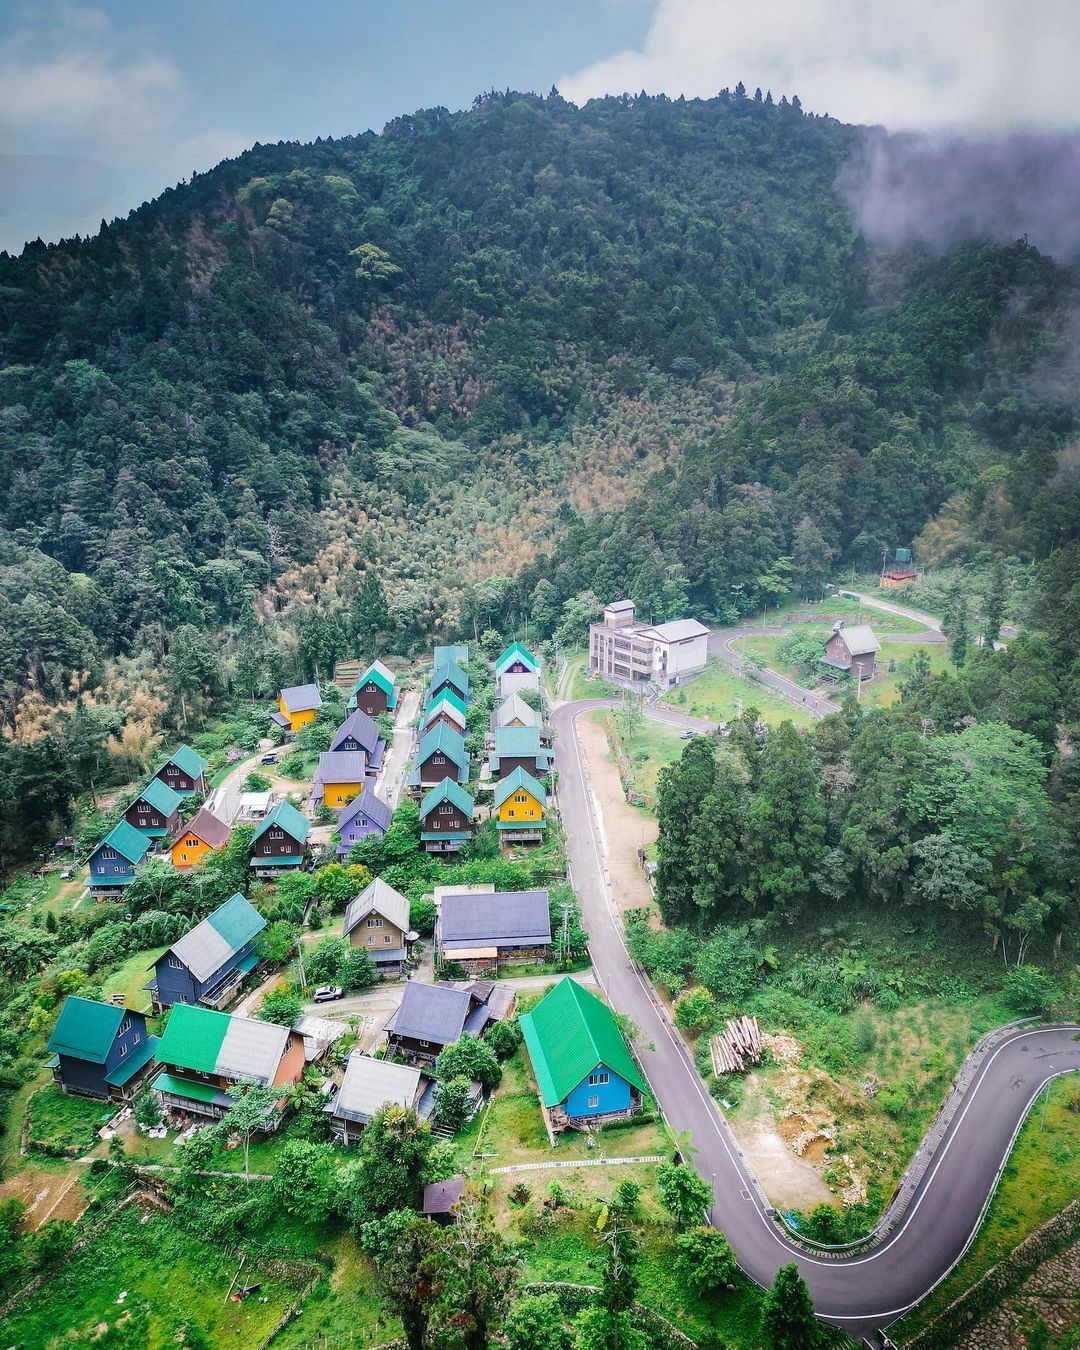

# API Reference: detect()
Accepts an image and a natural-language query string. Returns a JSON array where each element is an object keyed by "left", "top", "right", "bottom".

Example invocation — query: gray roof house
[
  {"left": 342, "top": 878, "right": 415, "bottom": 972},
  {"left": 383, "top": 981, "right": 493, "bottom": 1061},
  {"left": 324, "top": 1055, "right": 428, "bottom": 1143},
  {"left": 436, "top": 890, "right": 552, "bottom": 972}
]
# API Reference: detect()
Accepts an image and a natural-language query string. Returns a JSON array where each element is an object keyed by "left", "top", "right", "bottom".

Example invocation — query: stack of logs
[{"left": 710, "top": 1015, "right": 763, "bottom": 1075}]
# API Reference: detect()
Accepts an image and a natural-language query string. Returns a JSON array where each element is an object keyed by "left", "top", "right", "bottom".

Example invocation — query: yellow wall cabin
[
  {"left": 323, "top": 780, "right": 363, "bottom": 809},
  {"left": 171, "top": 832, "right": 212, "bottom": 869},
  {"left": 278, "top": 693, "right": 318, "bottom": 734},
  {"left": 497, "top": 784, "right": 545, "bottom": 826}
]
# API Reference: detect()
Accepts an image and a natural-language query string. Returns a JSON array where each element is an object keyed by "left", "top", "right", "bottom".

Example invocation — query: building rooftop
[
  {"left": 439, "top": 890, "right": 551, "bottom": 951},
  {"left": 314, "top": 751, "right": 368, "bottom": 786},
  {"left": 385, "top": 982, "right": 473, "bottom": 1046},
  {"left": 134, "top": 777, "right": 183, "bottom": 818},
  {"left": 420, "top": 778, "right": 475, "bottom": 820},
  {"left": 330, "top": 708, "right": 383, "bottom": 755},
  {"left": 328, "top": 1055, "right": 422, "bottom": 1123},
  {"left": 47, "top": 996, "right": 132, "bottom": 1063},
  {"left": 339, "top": 790, "right": 393, "bottom": 833},
  {"left": 279, "top": 683, "right": 323, "bottom": 714},
  {"left": 157, "top": 1002, "right": 290, "bottom": 1084},
  {"left": 520, "top": 977, "right": 645, "bottom": 1108},
  {"left": 161, "top": 744, "right": 209, "bottom": 780},
  {"left": 180, "top": 806, "right": 231, "bottom": 851},
  {"left": 167, "top": 893, "right": 265, "bottom": 983},
  {"left": 644, "top": 618, "right": 710, "bottom": 643},
  {"left": 252, "top": 800, "right": 310, "bottom": 845},
  {"left": 832, "top": 623, "right": 880, "bottom": 655}
]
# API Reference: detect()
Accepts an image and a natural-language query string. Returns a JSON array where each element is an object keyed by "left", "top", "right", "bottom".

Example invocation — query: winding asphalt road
[{"left": 552, "top": 698, "right": 1079, "bottom": 1342}]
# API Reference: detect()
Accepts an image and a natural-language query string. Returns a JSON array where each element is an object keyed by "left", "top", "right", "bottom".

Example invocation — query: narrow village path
[{"left": 376, "top": 686, "right": 420, "bottom": 810}]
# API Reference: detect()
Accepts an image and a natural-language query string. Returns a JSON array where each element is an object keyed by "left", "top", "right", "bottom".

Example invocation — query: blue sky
[
  {"left": 2, "top": 0, "right": 1077, "bottom": 254},
  {"left": 0, "top": 0, "right": 653, "bottom": 253}
]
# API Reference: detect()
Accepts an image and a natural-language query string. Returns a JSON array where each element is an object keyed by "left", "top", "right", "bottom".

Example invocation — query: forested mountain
[{"left": 1, "top": 86, "right": 1078, "bottom": 857}]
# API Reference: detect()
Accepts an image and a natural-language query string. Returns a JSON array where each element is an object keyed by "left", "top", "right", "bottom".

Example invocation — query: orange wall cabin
[
  {"left": 323, "top": 779, "right": 364, "bottom": 809},
  {"left": 171, "top": 831, "right": 212, "bottom": 869}
]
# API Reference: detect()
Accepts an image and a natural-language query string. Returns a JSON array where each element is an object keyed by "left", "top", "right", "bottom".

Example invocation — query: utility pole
[{"left": 559, "top": 901, "right": 572, "bottom": 966}]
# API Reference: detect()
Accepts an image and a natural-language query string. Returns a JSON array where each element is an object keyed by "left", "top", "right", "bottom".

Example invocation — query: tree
[
  {"left": 693, "top": 925, "right": 759, "bottom": 1003},
  {"left": 676, "top": 1226, "right": 738, "bottom": 1297},
  {"left": 572, "top": 1306, "right": 647, "bottom": 1350},
  {"left": 354, "top": 1105, "right": 434, "bottom": 1218},
  {"left": 982, "top": 557, "right": 1007, "bottom": 647},
  {"left": 943, "top": 580, "right": 971, "bottom": 669},
  {"left": 340, "top": 946, "right": 375, "bottom": 991},
  {"left": 215, "top": 1082, "right": 280, "bottom": 1177},
  {"left": 429, "top": 1182, "right": 516, "bottom": 1350},
  {"left": 505, "top": 1291, "right": 570, "bottom": 1350},
  {"left": 350, "top": 242, "right": 402, "bottom": 287},
  {"left": 273, "top": 1140, "right": 336, "bottom": 1221},
  {"left": 691, "top": 755, "right": 748, "bottom": 922},
  {"left": 258, "top": 985, "right": 302, "bottom": 1025},
  {"left": 352, "top": 571, "right": 390, "bottom": 648},
  {"left": 374, "top": 1216, "right": 442, "bottom": 1350},
  {"left": 741, "top": 722, "right": 826, "bottom": 920},
  {"left": 434, "top": 1033, "right": 501, "bottom": 1091},
  {"left": 132, "top": 1084, "right": 162, "bottom": 1130},
  {"left": 674, "top": 987, "right": 717, "bottom": 1033},
  {"left": 791, "top": 517, "right": 834, "bottom": 599},
  {"left": 656, "top": 1160, "right": 713, "bottom": 1230},
  {"left": 306, "top": 934, "right": 350, "bottom": 986},
  {"left": 762, "top": 1263, "right": 820, "bottom": 1350},
  {"left": 433, "top": 1075, "right": 474, "bottom": 1133},
  {"left": 595, "top": 1203, "right": 640, "bottom": 1332},
  {"left": 657, "top": 737, "right": 717, "bottom": 926},
  {"left": 255, "top": 920, "right": 297, "bottom": 966}
]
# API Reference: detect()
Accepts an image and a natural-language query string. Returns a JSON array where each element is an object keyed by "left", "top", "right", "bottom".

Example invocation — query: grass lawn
[
  {"left": 0, "top": 1204, "right": 305, "bottom": 1349},
  {"left": 474, "top": 1044, "right": 666, "bottom": 1168},
  {"left": 601, "top": 711, "right": 689, "bottom": 807},
  {"left": 892, "top": 1075, "right": 1080, "bottom": 1343},
  {"left": 730, "top": 633, "right": 951, "bottom": 709},
  {"left": 99, "top": 945, "right": 167, "bottom": 1013},
  {"left": 746, "top": 593, "right": 931, "bottom": 634},
  {"left": 563, "top": 648, "right": 620, "bottom": 702},
  {"left": 663, "top": 656, "right": 815, "bottom": 728},
  {"left": 26, "top": 1084, "right": 115, "bottom": 1157},
  {"left": 486, "top": 1166, "right": 768, "bottom": 1348},
  {"left": 272, "top": 1232, "right": 396, "bottom": 1348}
]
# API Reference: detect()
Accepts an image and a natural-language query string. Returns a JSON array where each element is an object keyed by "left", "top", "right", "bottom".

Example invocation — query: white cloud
[
  {"left": 0, "top": 51, "right": 181, "bottom": 132},
  {"left": 559, "top": 0, "right": 1080, "bottom": 131}
]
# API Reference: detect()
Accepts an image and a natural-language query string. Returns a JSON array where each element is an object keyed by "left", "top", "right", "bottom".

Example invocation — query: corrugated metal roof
[
  {"left": 833, "top": 624, "right": 880, "bottom": 655},
  {"left": 47, "top": 996, "right": 127, "bottom": 1063},
  {"left": 331, "top": 1055, "right": 421, "bottom": 1123},
  {"left": 157, "top": 1003, "right": 231, "bottom": 1074},
  {"left": 170, "top": 893, "right": 265, "bottom": 983},
  {"left": 439, "top": 890, "right": 551, "bottom": 949},
  {"left": 493, "top": 693, "right": 540, "bottom": 729},
  {"left": 315, "top": 751, "right": 368, "bottom": 785},
  {"left": 354, "top": 660, "right": 396, "bottom": 699},
  {"left": 181, "top": 806, "right": 231, "bottom": 851},
  {"left": 330, "top": 709, "right": 382, "bottom": 755},
  {"left": 493, "top": 726, "right": 541, "bottom": 757},
  {"left": 252, "top": 800, "right": 310, "bottom": 844},
  {"left": 95, "top": 820, "right": 151, "bottom": 865},
  {"left": 420, "top": 779, "right": 474, "bottom": 821},
  {"left": 339, "top": 790, "right": 393, "bottom": 834},
  {"left": 279, "top": 683, "right": 323, "bottom": 713},
  {"left": 426, "top": 688, "right": 468, "bottom": 719},
  {"left": 645, "top": 618, "right": 710, "bottom": 642},
  {"left": 492, "top": 767, "right": 546, "bottom": 811},
  {"left": 165, "top": 745, "right": 209, "bottom": 780},
  {"left": 433, "top": 644, "right": 469, "bottom": 666},
  {"left": 416, "top": 723, "right": 468, "bottom": 772},
  {"left": 423, "top": 1177, "right": 465, "bottom": 1214},
  {"left": 519, "top": 977, "right": 645, "bottom": 1108},
  {"left": 343, "top": 877, "right": 411, "bottom": 938},
  {"left": 385, "top": 982, "right": 472, "bottom": 1044},
  {"left": 216, "top": 1015, "right": 291, "bottom": 1083},
  {"left": 134, "top": 777, "right": 182, "bottom": 818},
  {"left": 495, "top": 642, "right": 538, "bottom": 676},
  {"left": 430, "top": 658, "right": 469, "bottom": 698}
]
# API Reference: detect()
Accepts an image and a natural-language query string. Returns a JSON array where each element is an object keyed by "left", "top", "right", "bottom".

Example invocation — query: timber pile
[{"left": 710, "top": 1016, "right": 763, "bottom": 1075}]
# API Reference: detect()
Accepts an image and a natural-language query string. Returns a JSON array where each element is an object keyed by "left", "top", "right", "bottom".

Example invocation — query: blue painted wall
[
  {"left": 57, "top": 1011, "right": 149, "bottom": 1099},
  {"left": 88, "top": 847, "right": 135, "bottom": 886},
  {"left": 153, "top": 940, "right": 256, "bottom": 1009},
  {"left": 562, "top": 1063, "right": 632, "bottom": 1118}
]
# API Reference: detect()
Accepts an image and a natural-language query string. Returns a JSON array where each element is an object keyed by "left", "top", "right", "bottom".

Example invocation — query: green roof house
[
  {"left": 429, "top": 657, "right": 470, "bottom": 705},
  {"left": 520, "top": 978, "right": 645, "bottom": 1132},
  {"left": 250, "top": 801, "right": 311, "bottom": 877},
  {"left": 408, "top": 722, "right": 470, "bottom": 791},
  {"left": 420, "top": 779, "right": 475, "bottom": 853},
  {"left": 87, "top": 820, "right": 151, "bottom": 897},
  {"left": 155, "top": 744, "right": 209, "bottom": 795},
  {"left": 124, "top": 776, "right": 183, "bottom": 841},
  {"left": 154, "top": 1003, "right": 305, "bottom": 1123},
  {"left": 349, "top": 659, "right": 398, "bottom": 715},
  {"left": 487, "top": 725, "right": 551, "bottom": 780},
  {"left": 47, "top": 996, "right": 159, "bottom": 1102}
]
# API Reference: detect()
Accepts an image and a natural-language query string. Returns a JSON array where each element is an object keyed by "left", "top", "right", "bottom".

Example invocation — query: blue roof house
[
  {"left": 87, "top": 821, "right": 151, "bottom": 899},
  {"left": 148, "top": 893, "right": 266, "bottom": 1014}
]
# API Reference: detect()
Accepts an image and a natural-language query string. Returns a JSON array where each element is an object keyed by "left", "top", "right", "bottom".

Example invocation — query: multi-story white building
[{"left": 588, "top": 600, "right": 709, "bottom": 690}]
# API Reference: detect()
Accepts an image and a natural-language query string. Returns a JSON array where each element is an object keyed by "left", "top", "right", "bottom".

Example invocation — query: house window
[
  {"left": 507, "top": 810, "right": 515, "bottom": 818},
  {"left": 187, "top": 837, "right": 197, "bottom": 847},
  {"left": 439, "top": 803, "right": 453, "bottom": 815},
  {"left": 168, "top": 956, "right": 183, "bottom": 969},
  {"left": 384, "top": 935, "right": 393, "bottom": 944},
  {"left": 269, "top": 828, "right": 284, "bottom": 839},
  {"left": 101, "top": 848, "right": 116, "bottom": 861},
  {"left": 133, "top": 1032, "right": 141, "bottom": 1045},
  {"left": 588, "top": 1072, "right": 609, "bottom": 1086},
  {"left": 166, "top": 765, "right": 178, "bottom": 776},
  {"left": 179, "top": 995, "right": 188, "bottom": 1003},
  {"left": 138, "top": 816, "right": 148, "bottom": 825},
  {"left": 433, "top": 754, "right": 445, "bottom": 766},
  {"left": 419, "top": 1039, "right": 429, "bottom": 1048},
  {"left": 366, "top": 916, "right": 382, "bottom": 928},
  {"left": 120, "top": 1019, "right": 130, "bottom": 1035},
  {"left": 119, "top": 1043, "right": 128, "bottom": 1058},
  {"left": 515, "top": 793, "right": 528, "bottom": 804},
  {"left": 588, "top": 1095, "right": 599, "bottom": 1109}
]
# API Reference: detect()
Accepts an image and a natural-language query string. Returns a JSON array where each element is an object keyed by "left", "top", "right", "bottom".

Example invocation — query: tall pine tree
[{"left": 742, "top": 722, "right": 826, "bottom": 921}]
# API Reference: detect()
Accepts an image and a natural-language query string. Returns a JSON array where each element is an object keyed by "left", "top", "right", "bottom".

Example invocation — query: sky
[{"left": 2, "top": 0, "right": 1080, "bottom": 255}]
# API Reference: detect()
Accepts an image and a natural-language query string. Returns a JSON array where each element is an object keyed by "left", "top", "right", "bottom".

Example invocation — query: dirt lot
[
  {"left": 728, "top": 1076, "right": 834, "bottom": 1211},
  {"left": 579, "top": 716, "right": 657, "bottom": 913},
  {"left": 0, "top": 1161, "right": 91, "bottom": 1230}
]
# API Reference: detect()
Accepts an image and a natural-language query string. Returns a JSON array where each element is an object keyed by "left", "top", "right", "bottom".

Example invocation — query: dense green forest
[{"left": 1, "top": 86, "right": 1078, "bottom": 860}]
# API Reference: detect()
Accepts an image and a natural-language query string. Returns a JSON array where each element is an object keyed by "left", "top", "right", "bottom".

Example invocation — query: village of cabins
[{"left": 51, "top": 638, "right": 644, "bottom": 1155}]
